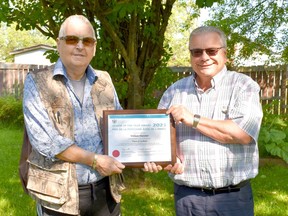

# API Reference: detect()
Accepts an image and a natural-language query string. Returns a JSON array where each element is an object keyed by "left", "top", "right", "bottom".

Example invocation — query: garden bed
[{"left": 259, "top": 158, "right": 288, "bottom": 167}]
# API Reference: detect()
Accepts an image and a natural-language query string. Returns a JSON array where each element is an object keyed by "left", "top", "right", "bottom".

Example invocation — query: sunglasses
[
  {"left": 59, "top": 35, "right": 96, "bottom": 47},
  {"left": 189, "top": 47, "right": 224, "bottom": 57}
]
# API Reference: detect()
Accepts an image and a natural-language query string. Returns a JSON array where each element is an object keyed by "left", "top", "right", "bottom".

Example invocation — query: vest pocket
[{"left": 26, "top": 160, "right": 69, "bottom": 205}]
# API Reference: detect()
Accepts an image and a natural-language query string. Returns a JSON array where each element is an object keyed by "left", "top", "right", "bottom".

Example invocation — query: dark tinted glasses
[
  {"left": 59, "top": 35, "right": 96, "bottom": 47},
  {"left": 190, "top": 47, "right": 224, "bottom": 57}
]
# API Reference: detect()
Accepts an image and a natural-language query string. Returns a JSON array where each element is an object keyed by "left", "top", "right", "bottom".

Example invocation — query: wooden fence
[
  {"left": 1, "top": 63, "right": 287, "bottom": 115},
  {"left": 0, "top": 63, "right": 47, "bottom": 98},
  {"left": 170, "top": 65, "right": 288, "bottom": 115},
  {"left": 236, "top": 65, "right": 288, "bottom": 115}
]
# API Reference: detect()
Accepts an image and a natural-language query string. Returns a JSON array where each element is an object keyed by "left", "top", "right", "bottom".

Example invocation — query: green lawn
[
  {"left": 0, "top": 128, "right": 287, "bottom": 216},
  {"left": 0, "top": 128, "right": 35, "bottom": 216}
]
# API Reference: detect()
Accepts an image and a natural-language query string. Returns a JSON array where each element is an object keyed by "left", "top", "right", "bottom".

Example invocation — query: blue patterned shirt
[
  {"left": 158, "top": 66, "right": 263, "bottom": 188},
  {"left": 23, "top": 59, "right": 122, "bottom": 184}
]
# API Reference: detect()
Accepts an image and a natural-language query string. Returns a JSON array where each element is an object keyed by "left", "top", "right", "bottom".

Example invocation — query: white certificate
[{"left": 103, "top": 109, "right": 176, "bottom": 167}]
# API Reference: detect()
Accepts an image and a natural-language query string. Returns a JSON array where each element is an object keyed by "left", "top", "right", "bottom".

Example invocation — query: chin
[{"left": 199, "top": 68, "right": 214, "bottom": 75}]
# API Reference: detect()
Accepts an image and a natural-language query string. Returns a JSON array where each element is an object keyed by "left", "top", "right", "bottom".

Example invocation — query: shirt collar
[
  {"left": 53, "top": 58, "right": 98, "bottom": 84},
  {"left": 212, "top": 66, "right": 227, "bottom": 89}
]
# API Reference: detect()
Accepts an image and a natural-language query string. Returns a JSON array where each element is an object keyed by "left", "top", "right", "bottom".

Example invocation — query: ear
[
  {"left": 56, "top": 38, "right": 61, "bottom": 52},
  {"left": 224, "top": 51, "right": 228, "bottom": 63},
  {"left": 93, "top": 42, "right": 97, "bottom": 56}
]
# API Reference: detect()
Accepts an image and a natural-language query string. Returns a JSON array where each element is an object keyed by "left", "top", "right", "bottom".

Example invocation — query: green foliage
[
  {"left": 196, "top": 0, "right": 220, "bottom": 7},
  {"left": 113, "top": 78, "right": 129, "bottom": 106},
  {"left": 258, "top": 102, "right": 288, "bottom": 162},
  {"left": 0, "top": 96, "right": 24, "bottom": 128},
  {"left": 144, "top": 67, "right": 179, "bottom": 108},
  {"left": 90, "top": 1, "right": 177, "bottom": 108},
  {"left": 282, "top": 46, "right": 288, "bottom": 63},
  {"left": 205, "top": 0, "right": 288, "bottom": 66},
  {"left": 44, "top": 49, "right": 59, "bottom": 63},
  {"left": 165, "top": 1, "right": 199, "bottom": 67},
  {"left": 0, "top": 0, "right": 219, "bottom": 109},
  {"left": 0, "top": 22, "right": 56, "bottom": 62}
]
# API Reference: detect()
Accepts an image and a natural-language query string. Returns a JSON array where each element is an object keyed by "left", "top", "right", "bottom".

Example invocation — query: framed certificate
[{"left": 103, "top": 109, "right": 176, "bottom": 168}]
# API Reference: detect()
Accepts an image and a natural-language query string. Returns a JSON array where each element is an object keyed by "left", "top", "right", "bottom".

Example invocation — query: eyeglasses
[
  {"left": 59, "top": 35, "right": 96, "bottom": 47},
  {"left": 189, "top": 47, "right": 224, "bottom": 57}
]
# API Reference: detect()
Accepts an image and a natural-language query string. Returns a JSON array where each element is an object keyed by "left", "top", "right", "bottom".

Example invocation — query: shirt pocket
[
  {"left": 49, "top": 105, "right": 73, "bottom": 137},
  {"left": 213, "top": 102, "right": 230, "bottom": 120}
]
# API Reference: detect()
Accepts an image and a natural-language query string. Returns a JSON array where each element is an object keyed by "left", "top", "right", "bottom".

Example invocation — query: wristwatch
[{"left": 192, "top": 114, "right": 201, "bottom": 128}]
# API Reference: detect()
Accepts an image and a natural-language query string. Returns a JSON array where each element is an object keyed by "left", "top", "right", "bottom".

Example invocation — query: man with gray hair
[
  {"left": 21, "top": 15, "right": 125, "bottom": 216},
  {"left": 144, "top": 26, "right": 263, "bottom": 216}
]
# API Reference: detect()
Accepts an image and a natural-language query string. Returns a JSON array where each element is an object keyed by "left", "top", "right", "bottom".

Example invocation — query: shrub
[
  {"left": 258, "top": 102, "right": 288, "bottom": 163},
  {"left": 144, "top": 67, "right": 180, "bottom": 108},
  {"left": 0, "top": 96, "right": 24, "bottom": 128}
]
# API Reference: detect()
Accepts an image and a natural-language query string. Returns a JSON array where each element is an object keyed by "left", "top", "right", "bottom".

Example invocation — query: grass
[
  {"left": 252, "top": 165, "right": 288, "bottom": 216},
  {"left": 121, "top": 170, "right": 175, "bottom": 216},
  {"left": 0, "top": 127, "right": 287, "bottom": 216},
  {"left": 0, "top": 127, "right": 35, "bottom": 216}
]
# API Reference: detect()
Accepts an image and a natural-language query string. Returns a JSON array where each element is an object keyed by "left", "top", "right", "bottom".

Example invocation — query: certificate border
[{"left": 103, "top": 109, "right": 176, "bottom": 168}]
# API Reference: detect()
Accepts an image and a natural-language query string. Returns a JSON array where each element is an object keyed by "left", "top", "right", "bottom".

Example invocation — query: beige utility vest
[{"left": 26, "top": 65, "right": 123, "bottom": 215}]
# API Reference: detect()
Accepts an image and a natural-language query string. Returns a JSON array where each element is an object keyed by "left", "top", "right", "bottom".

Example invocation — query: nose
[
  {"left": 199, "top": 50, "right": 210, "bottom": 60},
  {"left": 76, "top": 40, "right": 84, "bottom": 49}
]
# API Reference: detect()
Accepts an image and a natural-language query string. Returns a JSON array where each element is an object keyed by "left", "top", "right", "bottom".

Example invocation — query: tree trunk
[{"left": 127, "top": 67, "right": 144, "bottom": 109}]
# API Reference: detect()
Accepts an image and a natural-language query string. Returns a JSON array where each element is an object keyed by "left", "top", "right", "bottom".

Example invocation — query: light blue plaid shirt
[
  {"left": 23, "top": 59, "right": 122, "bottom": 184},
  {"left": 158, "top": 66, "right": 263, "bottom": 188}
]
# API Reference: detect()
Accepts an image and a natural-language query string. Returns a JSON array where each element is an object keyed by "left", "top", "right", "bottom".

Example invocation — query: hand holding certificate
[{"left": 103, "top": 109, "right": 176, "bottom": 168}]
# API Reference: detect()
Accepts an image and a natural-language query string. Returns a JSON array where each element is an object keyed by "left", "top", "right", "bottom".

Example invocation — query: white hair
[
  {"left": 58, "top": 15, "right": 96, "bottom": 39},
  {"left": 189, "top": 26, "right": 227, "bottom": 48}
]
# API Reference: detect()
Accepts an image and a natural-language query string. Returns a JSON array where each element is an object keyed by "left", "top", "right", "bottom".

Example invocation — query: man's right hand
[
  {"left": 94, "top": 155, "right": 125, "bottom": 176},
  {"left": 143, "top": 162, "right": 163, "bottom": 173},
  {"left": 143, "top": 158, "right": 184, "bottom": 175}
]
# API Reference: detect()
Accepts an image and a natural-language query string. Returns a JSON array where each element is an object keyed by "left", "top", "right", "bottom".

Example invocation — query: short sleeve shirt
[{"left": 158, "top": 66, "right": 263, "bottom": 188}]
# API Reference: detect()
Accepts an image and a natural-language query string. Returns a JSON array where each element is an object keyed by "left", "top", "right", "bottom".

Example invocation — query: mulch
[{"left": 259, "top": 158, "right": 288, "bottom": 168}]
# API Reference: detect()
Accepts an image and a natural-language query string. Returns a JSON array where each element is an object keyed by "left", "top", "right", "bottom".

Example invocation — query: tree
[
  {"left": 205, "top": 0, "right": 288, "bottom": 66},
  {"left": 0, "top": 23, "right": 56, "bottom": 62},
  {"left": 0, "top": 0, "right": 218, "bottom": 108},
  {"left": 93, "top": 1, "right": 176, "bottom": 109},
  {"left": 165, "top": 1, "right": 200, "bottom": 67},
  {"left": 1, "top": 0, "right": 174, "bottom": 108}
]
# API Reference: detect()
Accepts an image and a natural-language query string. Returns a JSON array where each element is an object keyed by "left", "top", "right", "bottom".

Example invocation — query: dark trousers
[
  {"left": 174, "top": 181, "right": 254, "bottom": 216},
  {"left": 40, "top": 177, "right": 120, "bottom": 216}
]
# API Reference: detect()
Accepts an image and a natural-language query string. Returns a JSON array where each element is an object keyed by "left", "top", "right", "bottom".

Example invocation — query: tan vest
[{"left": 21, "top": 65, "right": 124, "bottom": 215}]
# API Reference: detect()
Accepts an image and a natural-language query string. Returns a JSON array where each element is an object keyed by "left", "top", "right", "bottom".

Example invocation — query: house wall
[{"left": 14, "top": 49, "right": 53, "bottom": 65}]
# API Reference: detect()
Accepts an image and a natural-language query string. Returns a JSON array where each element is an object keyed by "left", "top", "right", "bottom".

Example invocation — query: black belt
[
  {"left": 78, "top": 177, "right": 109, "bottom": 200},
  {"left": 190, "top": 180, "right": 249, "bottom": 195},
  {"left": 78, "top": 177, "right": 108, "bottom": 190}
]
